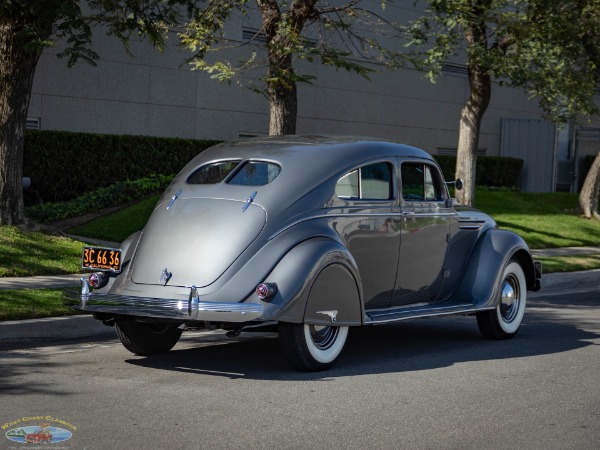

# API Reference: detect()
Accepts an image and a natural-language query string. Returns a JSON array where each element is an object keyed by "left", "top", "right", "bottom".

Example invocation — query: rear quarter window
[{"left": 336, "top": 162, "right": 393, "bottom": 200}]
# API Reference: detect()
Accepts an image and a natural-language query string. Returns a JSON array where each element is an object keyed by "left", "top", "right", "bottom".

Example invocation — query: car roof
[
  {"left": 196, "top": 135, "right": 434, "bottom": 167},
  {"left": 172, "top": 135, "right": 439, "bottom": 210}
]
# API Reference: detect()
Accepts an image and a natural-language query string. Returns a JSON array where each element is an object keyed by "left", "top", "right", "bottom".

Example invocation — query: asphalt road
[{"left": 1, "top": 286, "right": 599, "bottom": 450}]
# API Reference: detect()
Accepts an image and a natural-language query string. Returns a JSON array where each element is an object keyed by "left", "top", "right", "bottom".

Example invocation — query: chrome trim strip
[
  {"left": 366, "top": 304, "right": 495, "bottom": 324},
  {"left": 458, "top": 218, "right": 486, "bottom": 223},
  {"left": 269, "top": 211, "right": 457, "bottom": 240},
  {"left": 459, "top": 225, "right": 482, "bottom": 230}
]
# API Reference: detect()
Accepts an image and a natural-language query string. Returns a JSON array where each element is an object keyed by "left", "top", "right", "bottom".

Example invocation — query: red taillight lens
[
  {"left": 256, "top": 283, "right": 277, "bottom": 301},
  {"left": 88, "top": 272, "right": 108, "bottom": 288}
]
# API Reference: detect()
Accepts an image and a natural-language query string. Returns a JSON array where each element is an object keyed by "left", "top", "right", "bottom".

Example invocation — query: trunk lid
[{"left": 131, "top": 197, "right": 265, "bottom": 288}]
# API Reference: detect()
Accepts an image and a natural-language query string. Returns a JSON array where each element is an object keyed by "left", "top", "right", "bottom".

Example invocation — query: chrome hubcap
[
  {"left": 309, "top": 325, "right": 338, "bottom": 350},
  {"left": 500, "top": 274, "right": 520, "bottom": 323}
]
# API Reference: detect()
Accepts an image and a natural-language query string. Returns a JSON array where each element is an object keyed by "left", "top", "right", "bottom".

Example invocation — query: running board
[{"left": 365, "top": 303, "right": 494, "bottom": 324}]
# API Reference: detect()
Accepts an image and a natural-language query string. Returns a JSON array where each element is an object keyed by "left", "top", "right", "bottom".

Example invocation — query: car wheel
[
  {"left": 115, "top": 319, "right": 183, "bottom": 355},
  {"left": 477, "top": 260, "right": 527, "bottom": 339},
  {"left": 279, "top": 322, "right": 349, "bottom": 371}
]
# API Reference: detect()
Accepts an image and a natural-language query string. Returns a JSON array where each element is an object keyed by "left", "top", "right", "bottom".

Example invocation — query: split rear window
[{"left": 187, "top": 160, "right": 281, "bottom": 186}]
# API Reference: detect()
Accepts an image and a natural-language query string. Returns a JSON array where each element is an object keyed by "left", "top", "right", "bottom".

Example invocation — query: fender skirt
[{"left": 262, "top": 237, "right": 363, "bottom": 326}]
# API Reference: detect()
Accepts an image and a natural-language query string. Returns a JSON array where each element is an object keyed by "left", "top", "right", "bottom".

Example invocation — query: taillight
[
  {"left": 89, "top": 272, "right": 108, "bottom": 288},
  {"left": 256, "top": 283, "right": 277, "bottom": 301}
]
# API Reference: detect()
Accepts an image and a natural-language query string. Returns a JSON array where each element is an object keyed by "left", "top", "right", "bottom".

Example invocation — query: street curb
[
  {"left": 0, "top": 315, "right": 114, "bottom": 345},
  {"left": 0, "top": 269, "right": 598, "bottom": 348},
  {"left": 535, "top": 268, "right": 600, "bottom": 291}
]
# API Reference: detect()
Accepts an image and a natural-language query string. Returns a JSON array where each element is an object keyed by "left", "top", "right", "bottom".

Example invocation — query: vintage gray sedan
[{"left": 66, "top": 136, "right": 541, "bottom": 371}]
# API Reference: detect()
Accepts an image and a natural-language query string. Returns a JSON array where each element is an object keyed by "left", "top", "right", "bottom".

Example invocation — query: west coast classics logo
[{"left": 3, "top": 416, "right": 76, "bottom": 445}]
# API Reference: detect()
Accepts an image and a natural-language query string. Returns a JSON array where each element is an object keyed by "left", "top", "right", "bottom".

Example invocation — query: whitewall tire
[
  {"left": 279, "top": 322, "right": 349, "bottom": 371},
  {"left": 477, "top": 261, "right": 527, "bottom": 339}
]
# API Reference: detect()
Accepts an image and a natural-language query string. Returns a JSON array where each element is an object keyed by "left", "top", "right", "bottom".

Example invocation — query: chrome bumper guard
[{"left": 64, "top": 280, "right": 264, "bottom": 322}]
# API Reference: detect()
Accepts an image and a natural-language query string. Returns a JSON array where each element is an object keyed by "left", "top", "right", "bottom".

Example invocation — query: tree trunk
[
  {"left": 455, "top": 73, "right": 490, "bottom": 206},
  {"left": 579, "top": 150, "right": 600, "bottom": 219},
  {"left": 0, "top": 21, "right": 42, "bottom": 225},
  {"left": 267, "top": 54, "right": 298, "bottom": 136},
  {"left": 256, "top": 0, "right": 314, "bottom": 136},
  {"left": 455, "top": 11, "right": 492, "bottom": 207}
]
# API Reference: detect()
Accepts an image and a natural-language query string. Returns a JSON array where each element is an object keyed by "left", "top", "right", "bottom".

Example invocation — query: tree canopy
[
  {"left": 179, "top": 0, "right": 406, "bottom": 134},
  {"left": 407, "top": 0, "right": 600, "bottom": 206}
]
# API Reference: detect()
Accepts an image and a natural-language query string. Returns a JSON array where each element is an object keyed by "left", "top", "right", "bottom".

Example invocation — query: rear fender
[
  {"left": 451, "top": 229, "right": 538, "bottom": 308},
  {"left": 263, "top": 237, "right": 363, "bottom": 326},
  {"left": 99, "top": 231, "right": 143, "bottom": 294}
]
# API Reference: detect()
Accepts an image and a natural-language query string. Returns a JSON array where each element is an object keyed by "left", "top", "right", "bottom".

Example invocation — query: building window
[{"left": 25, "top": 118, "right": 40, "bottom": 130}]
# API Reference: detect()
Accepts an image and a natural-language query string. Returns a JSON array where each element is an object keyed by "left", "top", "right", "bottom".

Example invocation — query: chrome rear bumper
[{"left": 64, "top": 287, "right": 264, "bottom": 322}]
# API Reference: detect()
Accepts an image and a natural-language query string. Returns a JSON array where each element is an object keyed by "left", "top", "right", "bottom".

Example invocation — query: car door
[
  {"left": 392, "top": 160, "right": 453, "bottom": 306},
  {"left": 333, "top": 161, "right": 402, "bottom": 310}
]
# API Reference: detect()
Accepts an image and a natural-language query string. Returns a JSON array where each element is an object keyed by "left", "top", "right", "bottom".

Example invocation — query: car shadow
[{"left": 125, "top": 304, "right": 599, "bottom": 381}]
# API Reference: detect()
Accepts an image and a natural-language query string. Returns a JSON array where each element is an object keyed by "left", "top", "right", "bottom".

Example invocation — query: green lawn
[
  {"left": 68, "top": 195, "right": 160, "bottom": 243},
  {"left": 476, "top": 190, "right": 600, "bottom": 248},
  {"left": 0, "top": 226, "right": 83, "bottom": 277},
  {"left": 0, "top": 289, "right": 78, "bottom": 321}
]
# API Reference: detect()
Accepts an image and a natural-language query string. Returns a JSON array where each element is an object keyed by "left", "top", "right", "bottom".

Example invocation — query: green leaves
[
  {"left": 408, "top": 0, "right": 600, "bottom": 122},
  {"left": 179, "top": 1, "right": 405, "bottom": 96}
]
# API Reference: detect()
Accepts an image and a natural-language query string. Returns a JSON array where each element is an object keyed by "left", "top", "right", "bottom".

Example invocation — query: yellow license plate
[{"left": 82, "top": 246, "right": 122, "bottom": 272}]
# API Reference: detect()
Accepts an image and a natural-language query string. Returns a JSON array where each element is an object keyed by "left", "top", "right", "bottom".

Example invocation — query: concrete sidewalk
[
  {"left": 0, "top": 273, "right": 87, "bottom": 290},
  {"left": 1, "top": 248, "right": 599, "bottom": 347},
  {"left": 530, "top": 246, "right": 600, "bottom": 257}
]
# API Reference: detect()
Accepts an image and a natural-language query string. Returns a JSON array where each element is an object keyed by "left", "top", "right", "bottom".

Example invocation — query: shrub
[
  {"left": 433, "top": 155, "right": 523, "bottom": 188},
  {"left": 26, "top": 174, "right": 174, "bottom": 223},
  {"left": 24, "top": 130, "right": 220, "bottom": 204}
]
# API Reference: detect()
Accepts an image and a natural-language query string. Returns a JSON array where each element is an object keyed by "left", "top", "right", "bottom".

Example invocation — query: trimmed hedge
[
  {"left": 24, "top": 130, "right": 220, "bottom": 204},
  {"left": 433, "top": 155, "right": 524, "bottom": 188}
]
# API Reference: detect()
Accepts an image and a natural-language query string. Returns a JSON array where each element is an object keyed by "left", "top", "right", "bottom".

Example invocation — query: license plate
[{"left": 82, "top": 246, "right": 122, "bottom": 272}]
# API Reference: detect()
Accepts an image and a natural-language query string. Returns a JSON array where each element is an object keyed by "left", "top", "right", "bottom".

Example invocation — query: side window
[
  {"left": 336, "top": 170, "right": 359, "bottom": 198},
  {"left": 424, "top": 166, "right": 440, "bottom": 200},
  {"left": 336, "top": 162, "right": 393, "bottom": 200},
  {"left": 401, "top": 163, "right": 443, "bottom": 202}
]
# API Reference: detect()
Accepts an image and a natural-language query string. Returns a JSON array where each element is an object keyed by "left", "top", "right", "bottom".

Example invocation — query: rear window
[
  {"left": 227, "top": 161, "right": 281, "bottom": 186},
  {"left": 187, "top": 160, "right": 240, "bottom": 184}
]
